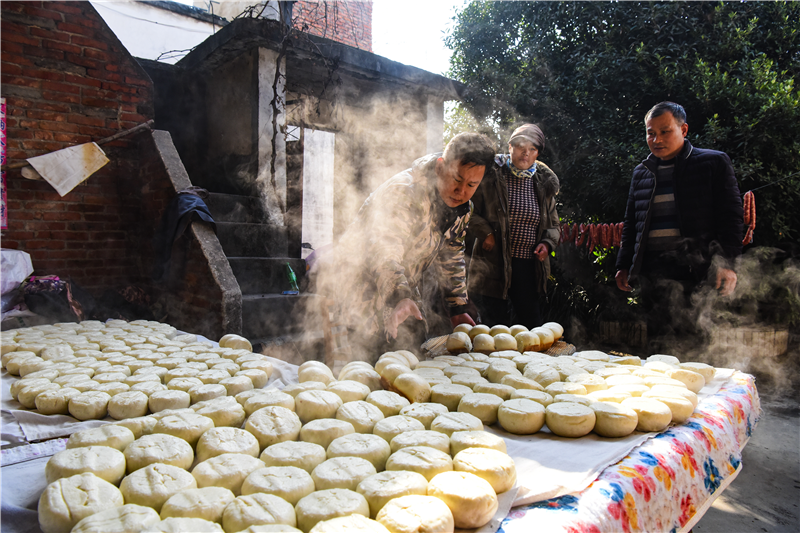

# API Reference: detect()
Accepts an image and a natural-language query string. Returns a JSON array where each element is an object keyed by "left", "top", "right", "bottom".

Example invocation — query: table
[
  {"left": 1, "top": 349, "right": 759, "bottom": 533},
  {"left": 498, "top": 371, "right": 760, "bottom": 533}
]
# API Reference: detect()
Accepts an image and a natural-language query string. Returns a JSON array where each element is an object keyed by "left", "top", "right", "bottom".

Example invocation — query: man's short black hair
[
  {"left": 645, "top": 101, "right": 687, "bottom": 125},
  {"left": 443, "top": 132, "right": 495, "bottom": 168}
]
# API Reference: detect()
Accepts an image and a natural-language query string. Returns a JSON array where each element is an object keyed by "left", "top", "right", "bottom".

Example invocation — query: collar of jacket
[
  {"left": 643, "top": 139, "right": 695, "bottom": 173},
  {"left": 495, "top": 153, "right": 537, "bottom": 174}
]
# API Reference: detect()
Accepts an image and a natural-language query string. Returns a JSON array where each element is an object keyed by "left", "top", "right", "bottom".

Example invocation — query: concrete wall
[
  {"left": 91, "top": 0, "right": 223, "bottom": 64},
  {"left": 330, "top": 90, "right": 431, "bottom": 235},
  {"left": 207, "top": 51, "right": 256, "bottom": 159}
]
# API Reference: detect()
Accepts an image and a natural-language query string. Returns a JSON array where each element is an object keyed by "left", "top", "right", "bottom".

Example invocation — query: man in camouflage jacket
[{"left": 317, "top": 133, "right": 495, "bottom": 361}]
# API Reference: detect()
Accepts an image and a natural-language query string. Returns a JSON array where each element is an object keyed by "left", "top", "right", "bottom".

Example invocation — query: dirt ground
[{"left": 694, "top": 350, "right": 800, "bottom": 532}]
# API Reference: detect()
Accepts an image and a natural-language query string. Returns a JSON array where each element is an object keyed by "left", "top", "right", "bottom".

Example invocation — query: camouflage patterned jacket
[{"left": 323, "top": 153, "right": 471, "bottom": 337}]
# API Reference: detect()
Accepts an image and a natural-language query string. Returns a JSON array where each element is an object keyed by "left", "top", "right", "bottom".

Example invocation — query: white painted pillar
[
  {"left": 426, "top": 95, "right": 445, "bottom": 154},
  {"left": 257, "top": 47, "right": 287, "bottom": 226},
  {"left": 301, "top": 129, "right": 335, "bottom": 259}
]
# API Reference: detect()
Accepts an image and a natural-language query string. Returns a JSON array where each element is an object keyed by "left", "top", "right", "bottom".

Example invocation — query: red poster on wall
[{"left": 1, "top": 97, "right": 6, "bottom": 229}]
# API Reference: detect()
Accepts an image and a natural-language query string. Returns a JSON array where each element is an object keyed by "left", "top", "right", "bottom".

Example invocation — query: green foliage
[{"left": 447, "top": 1, "right": 800, "bottom": 244}]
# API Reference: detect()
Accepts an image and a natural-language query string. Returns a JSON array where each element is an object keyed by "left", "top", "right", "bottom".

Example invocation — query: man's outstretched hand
[{"left": 386, "top": 298, "right": 424, "bottom": 339}]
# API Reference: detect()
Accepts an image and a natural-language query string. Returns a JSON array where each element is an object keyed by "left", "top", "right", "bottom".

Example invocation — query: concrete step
[
  {"left": 205, "top": 192, "right": 267, "bottom": 223},
  {"left": 241, "top": 292, "right": 325, "bottom": 339},
  {"left": 216, "top": 222, "right": 289, "bottom": 257},
  {"left": 229, "top": 257, "right": 306, "bottom": 294}
]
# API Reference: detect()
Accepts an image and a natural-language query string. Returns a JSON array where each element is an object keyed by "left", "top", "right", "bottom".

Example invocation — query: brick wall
[
  {"left": 293, "top": 0, "right": 372, "bottom": 51},
  {"left": 1, "top": 1, "right": 155, "bottom": 295}
]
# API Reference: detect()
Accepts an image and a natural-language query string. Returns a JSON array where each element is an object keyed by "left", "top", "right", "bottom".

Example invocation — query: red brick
[
  {"left": 42, "top": 80, "right": 81, "bottom": 94},
  {"left": 1, "top": 63, "right": 23, "bottom": 76},
  {"left": 66, "top": 203, "right": 104, "bottom": 213},
  {"left": 1, "top": 41, "right": 25, "bottom": 55},
  {"left": 47, "top": 250, "right": 88, "bottom": 260},
  {"left": 63, "top": 53, "right": 99, "bottom": 70},
  {"left": 81, "top": 97, "right": 117, "bottom": 109},
  {"left": 119, "top": 94, "right": 144, "bottom": 104},
  {"left": 33, "top": 189, "right": 65, "bottom": 201},
  {"left": 4, "top": 76, "right": 42, "bottom": 89},
  {"left": 23, "top": 199, "right": 65, "bottom": 211},
  {"left": 29, "top": 26, "right": 72, "bottom": 43},
  {"left": 43, "top": 40, "right": 82, "bottom": 55},
  {"left": 6, "top": 148, "right": 29, "bottom": 158},
  {"left": 33, "top": 130, "right": 55, "bottom": 140},
  {"left": 26, "top": 110, "right": 66, "bottom": 122},
  {"left": 23, "top": 46, "right": 65, "bottom": 61},
  {"left": 62, "top": 73, "right": 101, "bottom": 88},
  {"left": 78, "top": 125, "right": 112, "bottom": 138},
  {"left": 105, "top": 64, "right": 119, "bottom": 73},
  {"left": 19, "top": 119, "right": 40, "bottom": 129},
  {"left": 24, "top": 6, "right": 66, "bottom": 23},
  {"left": 82, "top": 87, "right": 117, "bottom": 100},
  {"left": 117, "top": 103, "right": 136, "bottom": 113},
  {"left": 55, "top": 21, "right": 94, "bottom": 37},
  {"left": 84, "top": 214, "right": 120, "bottom": 223},
  {"left": 52, "top": 133, "right": 82, "bottom": 144},
  {"left": 84, "top": 49, "right": 110, "bottom": 62},
  {"left": 25, "top": 240, "right": 65, "bottom": 250},
  {"left": 1, "top": 52, "right": 34, "bottom": 68},
  {"left": 41, "top": 91, "right": 80, "bottom": 104},
  {"left": 67, "top": 115, "right": 105, "bottom": 127},
  {"left": 42, "top": 211, "right": 81, "bottom": 221},
  {"left": 41, "top": 121, "right": 82, "bottom": 133},
  {"left": 70, "top": 35, "right": 109, "bottom": 51},
  {"left": 52, "top": 2, "right": 84, "bottom": 16},
  {"left": 38, "top": 101, "right": 71, "bottom": 113},
  {"left": 4, "top": 33, "right": 41, "bottom": 47},
  {"left": 119, "top": 113, "right": 149, "bottom": 123},
  {"left": 63, "top": 13, "right": 102, "bottom": 30},
  {"left": 1, "top": 20, "right": 29, "bottom": 35},
  {"left": 50, "top": 230, "right": 87, "bottom": 241},
  {"left": 7, "top": 96, "right": 33, "bottom": 108},
  {"left": 124, "top": 76, "right": 150, "bottom": 87},
  {"left": 101, "top": 82, "right": 136, "bottom": 94},
  {"left": 21, "top": 67, "right": 65, "bottom": 82},
  {"left": 86, "top": 69, "right": 121, "bottom": 83},
  {"left": 1, "top": 241, "right": 20, "bottom": 249}
]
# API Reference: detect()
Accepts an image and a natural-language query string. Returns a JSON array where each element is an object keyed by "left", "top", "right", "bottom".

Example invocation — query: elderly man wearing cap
[{"left": 466, "top": 124, "right": 561, "bottom": 328}]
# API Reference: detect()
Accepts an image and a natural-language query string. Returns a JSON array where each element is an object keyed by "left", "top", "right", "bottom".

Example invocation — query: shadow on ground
[{"left": 695, "top": 344, "right": 800, "bottom": 532}]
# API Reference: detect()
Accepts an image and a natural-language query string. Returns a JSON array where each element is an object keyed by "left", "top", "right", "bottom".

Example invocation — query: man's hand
[
  {"left": 615, "top": 269, "right": 632, "bottom": 292},
  {"left": 482, "top": 234, "right": 495, "bottom": 252},
  {"left": 450, "top": 313, "right": 476, "bottom": 328},
  {"left": 385, "top": 298, "right": 423, "bottom": 339},
  {"left": 715, "top": 267, "right": 737, "bottom": 296},
  {"left": 533, "top": 243, "right": 549, "bottom": 262}
]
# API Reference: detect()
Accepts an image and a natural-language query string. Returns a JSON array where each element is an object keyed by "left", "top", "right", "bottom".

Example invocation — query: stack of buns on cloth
[{"left": 1, "top": 317, "right": 715, "bottom": 533}]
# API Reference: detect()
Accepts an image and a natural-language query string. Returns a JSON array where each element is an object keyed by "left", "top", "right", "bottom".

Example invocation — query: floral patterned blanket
[{"left": 499, "top": 371, "right": 760, "bottom": 533}]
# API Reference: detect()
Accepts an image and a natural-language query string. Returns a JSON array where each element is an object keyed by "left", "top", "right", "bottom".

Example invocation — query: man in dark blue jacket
[{"left": 615, "top": 102, "right": 743, "bottom": 345}]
